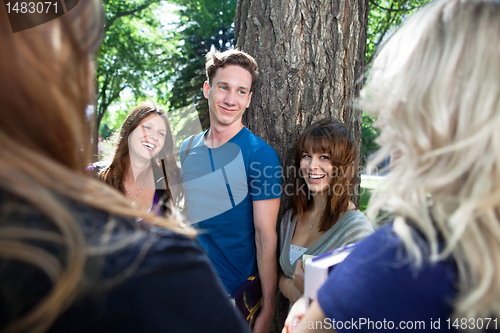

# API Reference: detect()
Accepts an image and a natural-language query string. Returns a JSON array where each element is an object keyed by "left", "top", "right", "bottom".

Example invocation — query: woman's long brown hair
[{"left": 292, "top": 119, "right": 359, "bottom": 232}]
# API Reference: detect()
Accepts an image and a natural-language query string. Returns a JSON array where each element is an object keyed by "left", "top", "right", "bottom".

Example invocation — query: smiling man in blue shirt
[{"left": 180, "top": 49, "right": 281, "bottom": 333}]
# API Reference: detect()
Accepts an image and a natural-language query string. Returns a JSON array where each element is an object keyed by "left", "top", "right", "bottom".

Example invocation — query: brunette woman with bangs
[
  {"left": 278, "top": 119, "right": 373, "bottom": 304},
  {"left": 0, "top": 1, "right": 247, "bottom": 331},
  {"left": 97, "top": 102, "right": 183, "bottom": 215}
]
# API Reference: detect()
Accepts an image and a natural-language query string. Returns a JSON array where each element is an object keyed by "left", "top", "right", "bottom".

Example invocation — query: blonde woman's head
[{"left": 361, "top": 0, "right": 500, "bottom": 322}]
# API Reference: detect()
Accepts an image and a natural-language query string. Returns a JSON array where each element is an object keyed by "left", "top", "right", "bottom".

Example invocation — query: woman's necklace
[
  {"left": 309, "top": 212, "right": 320, "bottom": 230},
  {"left": 123, "top": 170, "right": 150, "bottom": 207},
  {"left": 123, "top": 182, "right": 144, "bottom": 206}
]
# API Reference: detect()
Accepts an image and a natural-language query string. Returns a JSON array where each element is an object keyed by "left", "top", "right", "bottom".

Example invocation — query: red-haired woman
[{"left": 278, "top": 119, "right": 373, "bottom": 304}]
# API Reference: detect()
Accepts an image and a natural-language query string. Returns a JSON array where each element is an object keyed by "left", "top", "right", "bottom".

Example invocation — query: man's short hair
[{"left": 205, "top": 49, "right": 258, "bottom": 90}]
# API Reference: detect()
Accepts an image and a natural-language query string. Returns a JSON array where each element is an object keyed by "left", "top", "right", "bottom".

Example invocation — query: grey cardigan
[{"left": 279, "top": 209, "right": 374, "bottom": 278}]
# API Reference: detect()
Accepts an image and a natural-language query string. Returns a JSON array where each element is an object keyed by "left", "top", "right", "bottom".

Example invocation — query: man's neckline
[{"left": 203, "top": 126, "right": 246, "bottom": 149}]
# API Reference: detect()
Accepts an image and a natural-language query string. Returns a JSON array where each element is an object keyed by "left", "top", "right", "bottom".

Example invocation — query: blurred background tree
[
  {"left": 95, "top": 0, "right": 178, "bottom": 156},
  {"left": 362, "top": 0, "right": 431, "bottom": 166}
]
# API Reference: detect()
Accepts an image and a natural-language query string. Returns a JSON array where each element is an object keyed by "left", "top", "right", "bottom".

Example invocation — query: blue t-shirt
[
  {"left": 318, "top": 223, "right": 458, "bottom": 332},
  {"left": 180, "top": 126, "right": 282, "bottom": 293}
]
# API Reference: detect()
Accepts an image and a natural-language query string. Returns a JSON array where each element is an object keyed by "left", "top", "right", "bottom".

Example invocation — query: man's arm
[{"left": 253, "top": 197, "right": 280, "bottom": 333}]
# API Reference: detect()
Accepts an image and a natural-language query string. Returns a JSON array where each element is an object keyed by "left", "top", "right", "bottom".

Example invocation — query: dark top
[
  {"left": 318, "top": 223, "right": 459, "bottom": 332},
  {"left": 0, "top": 190, "right": 248, "bottom": 332}
]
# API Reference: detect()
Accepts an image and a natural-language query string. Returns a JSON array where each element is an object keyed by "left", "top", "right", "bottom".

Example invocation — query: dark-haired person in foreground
[
  {"left": 181, "top": 49, "right": 281, "bottom": 333},
  {"left": 0, "top": 1, "right": 247, "bottom": 332},
  {"left": 283, "top": 0, "right": 500, "bottom": 332}
]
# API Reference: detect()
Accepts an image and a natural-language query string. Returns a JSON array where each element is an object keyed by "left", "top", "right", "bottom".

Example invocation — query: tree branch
[
  {"left": 369, "top": 0, "right": 419, "bottom": 13},
  {"left": 105, "top": 0, "right": 158, "bottom": 32}
]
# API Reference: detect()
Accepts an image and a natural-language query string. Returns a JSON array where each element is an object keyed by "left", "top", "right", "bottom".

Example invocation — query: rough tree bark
[{"left": 234, "top": 0, "right": 368, "bottom": 331}]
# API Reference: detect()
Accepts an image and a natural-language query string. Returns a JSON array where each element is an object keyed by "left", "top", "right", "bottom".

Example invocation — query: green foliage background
[
  {"left": 96, "top": 0, "right": 176, "bottom": 139},
  {"left": 96, "top": 0, "right": 431, "bottom": 162}
]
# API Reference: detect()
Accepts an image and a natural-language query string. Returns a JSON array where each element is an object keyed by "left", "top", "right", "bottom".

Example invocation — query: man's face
[{"left": 203, "top": 65, "right": 253, "bottom": 128}]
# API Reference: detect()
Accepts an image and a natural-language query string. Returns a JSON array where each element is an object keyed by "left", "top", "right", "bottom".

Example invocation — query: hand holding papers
[{"left": 303, "top": 243, "right": 357, "bottom": 308}]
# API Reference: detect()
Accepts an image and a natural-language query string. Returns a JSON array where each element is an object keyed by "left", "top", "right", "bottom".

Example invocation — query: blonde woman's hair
[
  {"left": 361, "top": 0, "right": 500, "bottom": 322},
  {"left": 0, "top": 1, "right": 193, "bottom": 332}
]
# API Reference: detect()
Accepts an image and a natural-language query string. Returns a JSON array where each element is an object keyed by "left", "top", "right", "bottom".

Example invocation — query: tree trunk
[{"left": 234, "top": 0, "right": 368, "bottom": 331}]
